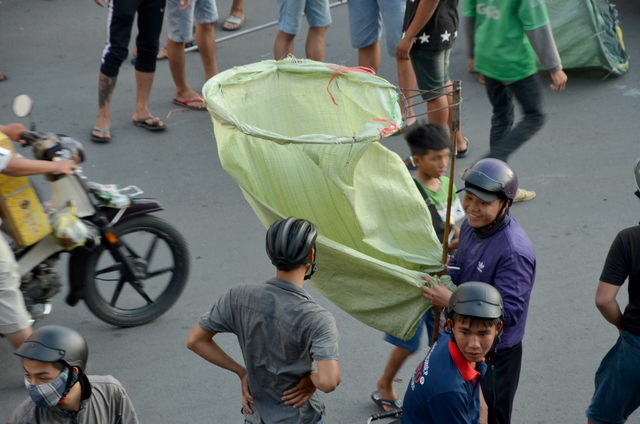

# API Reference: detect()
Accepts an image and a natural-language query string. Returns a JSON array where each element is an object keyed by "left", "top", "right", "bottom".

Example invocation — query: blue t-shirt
[{"left": 402, "top": 335, "right": 487, "bottom": 424}]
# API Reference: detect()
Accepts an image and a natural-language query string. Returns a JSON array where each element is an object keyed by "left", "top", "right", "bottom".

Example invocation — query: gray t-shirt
[
  {"left": 7, "top": 375, "right": 139, "bottom": 424},
  {"left": 199, "top": 278, "right": 339, "bottom": 424}
]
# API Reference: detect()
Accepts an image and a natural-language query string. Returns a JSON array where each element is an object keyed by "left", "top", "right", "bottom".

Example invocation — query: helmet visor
[
  {"left": 456, "top": 186, "right": 501, "bottom": 203},
  {"left": 461, "top": 168, "right": 506, "bottom": 193}
]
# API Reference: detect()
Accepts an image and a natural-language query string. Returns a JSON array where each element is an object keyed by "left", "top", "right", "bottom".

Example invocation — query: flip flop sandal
[
  {"left": 133, "top": 116, "right": 166, "bottom": 131},
  {"left": 184, "top": 39, "right": 199, "bottom": 52},
  {"left": 91, "top": 126, "right": 111, "bottom": 144},
  {"left": 371, "top": 390, "right": 403, "bottom": 412},
  {"left": 456, "top": 137, "right": 470, "bottom": 158},
  {"left": 222, "top": 14, "right": 244, "bottom": 31},
  {"left": 173, "top": 98, "right": 206, "bottom": 111}
]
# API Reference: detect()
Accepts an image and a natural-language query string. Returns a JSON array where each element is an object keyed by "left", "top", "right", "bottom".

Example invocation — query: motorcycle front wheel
[{"left": 84, "top": 215, "right": 190, "bottom": 327}]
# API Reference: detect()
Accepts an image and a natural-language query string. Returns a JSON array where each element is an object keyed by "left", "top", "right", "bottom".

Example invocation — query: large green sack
[
  {"left": 540, "top": 0, "right": 628, "bottom": 75},
  {"left": 203, "top": 58, "right": 453, "bottom": 339}
]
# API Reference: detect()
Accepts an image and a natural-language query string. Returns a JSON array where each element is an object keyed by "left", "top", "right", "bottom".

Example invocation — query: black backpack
[{"left": 413, "top": 179, "right": 446, "bottom": 243}]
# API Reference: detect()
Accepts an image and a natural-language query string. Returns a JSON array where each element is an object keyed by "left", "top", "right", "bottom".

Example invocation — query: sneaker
[
  {"left": 184, "top": 39, "right": 198, "bottom": 52},
  {"left": 513, "top": 188, "right": 536, "bottom": 203}
]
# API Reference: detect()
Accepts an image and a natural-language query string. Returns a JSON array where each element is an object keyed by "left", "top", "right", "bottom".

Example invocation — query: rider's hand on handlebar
[
  {"left": 51, "top": 159, "right": 81, "bottom": 176},
  {"left": 0, "top": 123, "right": 27, "bottom": 142}
]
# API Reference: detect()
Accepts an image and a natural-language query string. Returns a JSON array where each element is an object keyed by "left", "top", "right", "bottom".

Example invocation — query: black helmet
[
  {"left": 266, "top": 217, "right": 319, "bottom": 279},
  {"left": 457, "top": 159, "right": 518, "bottom": 204},
  {"left": 448, "top": 282, "right": 504, "bottom": 319},
  {"left": 15, "top": 325, "right": 88, "bottom": 375}
]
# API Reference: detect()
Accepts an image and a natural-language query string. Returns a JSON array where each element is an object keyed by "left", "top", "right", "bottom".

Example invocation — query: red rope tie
[
  {"left": 326, "top": 66, "right": 376, "bottom": 106},
  {"left": 372, "top": 118, "right": 399, "bottom": 138}
]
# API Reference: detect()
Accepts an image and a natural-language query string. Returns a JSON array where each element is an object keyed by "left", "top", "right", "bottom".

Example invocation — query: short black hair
[
  {"left": 404, "top": 123, "right": 451, "bottom": 157},
  {"left": 449, "top": 311, "right": 502, "bottom": 329}
]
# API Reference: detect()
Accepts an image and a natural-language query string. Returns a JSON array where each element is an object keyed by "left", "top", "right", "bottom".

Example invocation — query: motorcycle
[{"left": 6, "top": 95, "right": 190, "bottom": 327}]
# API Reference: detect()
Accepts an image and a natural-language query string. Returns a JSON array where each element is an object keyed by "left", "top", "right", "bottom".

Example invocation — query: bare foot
[
  {"left": 132, "top": 113, "right": 164, "bottom": 129},
  {"left": 376, "top": 380, "right": 399, "bottom": 412},
  {"left": 176, "top": 89, "right": 205, "bottom": 110}
]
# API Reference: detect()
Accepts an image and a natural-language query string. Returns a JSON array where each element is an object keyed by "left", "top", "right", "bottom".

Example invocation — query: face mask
[{"left": 25, "top": 367, "right": 78, "bottom": 409}]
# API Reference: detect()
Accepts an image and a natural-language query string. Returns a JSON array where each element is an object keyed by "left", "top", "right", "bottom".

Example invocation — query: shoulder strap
[{"left": 413, "top": 179, "right": 446, "bottom": 243}]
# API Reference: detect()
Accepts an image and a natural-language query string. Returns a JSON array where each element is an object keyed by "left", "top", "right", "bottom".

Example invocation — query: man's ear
[
  {"left": 496, "top": 322, "right": 503, "bottom": 333},
  {"left": 412, "top": 154, "right": 422, "bottom": 166},
  {"left": 306, "top": 248, "right": 315, "bottom": 261},
  {"left": 72, "top": 366, "right": 80, "bottom": 376},
  {"left": 446, "top": 318, "right": 454, "bottom": 332}
]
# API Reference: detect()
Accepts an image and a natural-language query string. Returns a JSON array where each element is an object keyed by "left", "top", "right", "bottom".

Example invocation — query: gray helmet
[
  {"left": 15, "top": 325, "right": 88, "bottom": 375},
  {"left": 448, "top": 282, "right": 504, "bottom": 319},
  {"left": 266, "top": 217, "right": 318, "bottom": 279},
  {"left": 458, "top": 159, "right": 518, "bottom": 204}
]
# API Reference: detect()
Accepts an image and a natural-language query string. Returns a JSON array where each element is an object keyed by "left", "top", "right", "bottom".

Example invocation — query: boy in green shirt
[
  {"left": 463, "top": 0, "right": 567, "bottom": 202},
  {"left": 372, "top": 123, "right": 464, "bottom": 411}
]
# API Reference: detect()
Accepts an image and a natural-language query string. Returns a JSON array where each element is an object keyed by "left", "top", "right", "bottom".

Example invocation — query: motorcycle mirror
[{"left": 12, "top": 94, "right": 33, "bottom": 118}]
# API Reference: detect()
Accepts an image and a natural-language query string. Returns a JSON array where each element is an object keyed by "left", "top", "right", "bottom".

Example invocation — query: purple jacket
[{"left": 448, "top": 212, "right": 536, "bottom": 350}]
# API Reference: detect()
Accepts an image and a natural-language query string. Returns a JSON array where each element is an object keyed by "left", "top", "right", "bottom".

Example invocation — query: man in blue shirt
[
  {"left": 403, "top": 282, "right": 504, "bottom": 424},
  {"left": 423, "top": 158, "right": 535, "bottom": 424}
]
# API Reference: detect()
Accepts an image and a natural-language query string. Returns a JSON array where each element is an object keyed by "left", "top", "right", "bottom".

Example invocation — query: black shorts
[{"left": 481, "top": 341, "right": 523, "bottom": 424}]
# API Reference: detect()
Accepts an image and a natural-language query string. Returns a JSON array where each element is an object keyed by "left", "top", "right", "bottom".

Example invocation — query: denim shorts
[
  {"left": 384, "top": 310, "right": 444, "bottom": 352},
  {"left": 347, "top": 0, "right": 405, "bottom": 57},
  {"left": 410, "top": 49, "right": 451, "bottom": 100},
  {"left": 277, "top": 0, "right": 332, "bottom": 35},
  {"left": 167, "top": 0, "right": 219, "bottom": 43},
  {"left": 586, "top": 330, "right": 640, "bottom": 424}
]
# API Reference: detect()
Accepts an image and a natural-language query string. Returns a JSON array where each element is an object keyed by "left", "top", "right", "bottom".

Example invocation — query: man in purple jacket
[{"left": 423, "top": 158, "right": 536, "bottom": 424}]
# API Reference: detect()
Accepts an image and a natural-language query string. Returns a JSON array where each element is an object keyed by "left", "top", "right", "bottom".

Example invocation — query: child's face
[{"left": 413, "top": 148, "right": 451, "bottom": 179}]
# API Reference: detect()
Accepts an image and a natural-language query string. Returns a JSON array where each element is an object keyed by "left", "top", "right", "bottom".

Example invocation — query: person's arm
[
  {"left": 525, "top": 24, "right": 567, "bottom": 91},
  {"left": 186, "top": 324, "right": 255, "bottom": 413},
  {"left": 93, "top": 0, "right": 106, "bottom": 7},
  {"left": 489, "top": 253, "right": 535, "bottom": 329},
  {"left": 595, "top": 281, "right": 623, "bottom": 330},
  {"left": 422, "top": 274, "right": 453, "bottom": 308},
  {"left": 115, "top": 383, "right": 140, "bottom": 424},
  {"left": 2, "top": 156, "right": 79, "bottom": 177},
  {"left": 396, "top": 0, "right": 440, "bottom": 59},
  {"left": 311, "top": 359, "right": 340, "bottom": 393},
  {"left": 448, "top": 224, "right": 460, "bottom": 250},
  {"left": 0, "top": 124, "right": 27, "bottom": 142}
]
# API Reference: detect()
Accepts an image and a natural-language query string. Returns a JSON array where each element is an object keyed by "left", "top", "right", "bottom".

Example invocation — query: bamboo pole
[{"left": 432, "top": 81, "right": 461, "bottom": 345}]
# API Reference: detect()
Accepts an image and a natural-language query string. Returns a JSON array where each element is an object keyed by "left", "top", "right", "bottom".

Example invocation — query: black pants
[
  {"left": 484, "top": 75, "right": 545, "bottom": 163},
  {"left": 100, "top": 0, "right": 166, "bottom": 77},
  {"left": 481, "top": 342, "right": 523, "bottom": 424}
]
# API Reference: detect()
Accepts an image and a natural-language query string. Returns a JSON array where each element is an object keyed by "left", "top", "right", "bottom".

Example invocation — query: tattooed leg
[{"left": 92, "top": 73, "right": 117, "bottom": 141}]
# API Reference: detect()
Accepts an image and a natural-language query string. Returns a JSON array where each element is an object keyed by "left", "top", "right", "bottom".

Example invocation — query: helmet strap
[
  {"left": 302, "top": 259, "right": 317, "bottom": 280},
  {"left": 474, "top": 200, "right": 509, "bottom": 234}
]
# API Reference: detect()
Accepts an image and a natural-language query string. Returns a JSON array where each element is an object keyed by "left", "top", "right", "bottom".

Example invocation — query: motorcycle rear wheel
[{"left": 84, "top": 215, "right": 190, "bottom": 327}]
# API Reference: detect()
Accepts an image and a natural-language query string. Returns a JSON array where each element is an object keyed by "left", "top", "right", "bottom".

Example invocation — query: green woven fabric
[
  {"left": 538, "top": 0, "right": 628, "bottom": 75},
  {"left": 203, "top": 58, "right": 453, "bottom": 339}
]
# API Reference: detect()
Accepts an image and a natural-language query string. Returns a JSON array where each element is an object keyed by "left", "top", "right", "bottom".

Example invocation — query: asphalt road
[{"left": 1, "top": 0, "right": 640, "bottom": 423}]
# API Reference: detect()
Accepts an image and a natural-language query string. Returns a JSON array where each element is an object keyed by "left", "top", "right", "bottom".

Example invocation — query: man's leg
[
  {"left": 359, "top": 42, "right": 381, "bottom": 73},
  {"left": 481, "top": 342, "right": 523, "bottom": 424},
  {"left": 484, "top": 76, "right": 515, "bottom": 160},
  {"left": 0, "top": 238, "right": 33, "bottom": 349},
  {"left": 305, "top": 25, "right": 329, "bottom": 61},
  {"left": 397, "top": 58, "right": 416, "bottom": 126},
  {"left": 304, "top": 0, "right": 331, "bottom": 61},
  {"left": 92, "top": 0, "right": 136, "bottom": 141},
  {"left": 376, "top": 346, "right": 412, "bottom": 410},
  {"left": 487, "top": 75, "right": 545, "bottom": 163},
  {"left": 275, "top": 0, "right": 302, "bottom": 60},
  {"left": 196, "top": 22, "right": 219, "bottom": 80},
  {"left": 133, "top": 0, "right": 166, "bottom": 127},
  {"left": 274, "top": 30, "right": 296, "bottom": 60}
]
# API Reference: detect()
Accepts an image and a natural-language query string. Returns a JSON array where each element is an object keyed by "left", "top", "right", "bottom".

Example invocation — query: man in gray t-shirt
[{"left": 187, "top": 218, "right": 340, "bottom": 424}]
